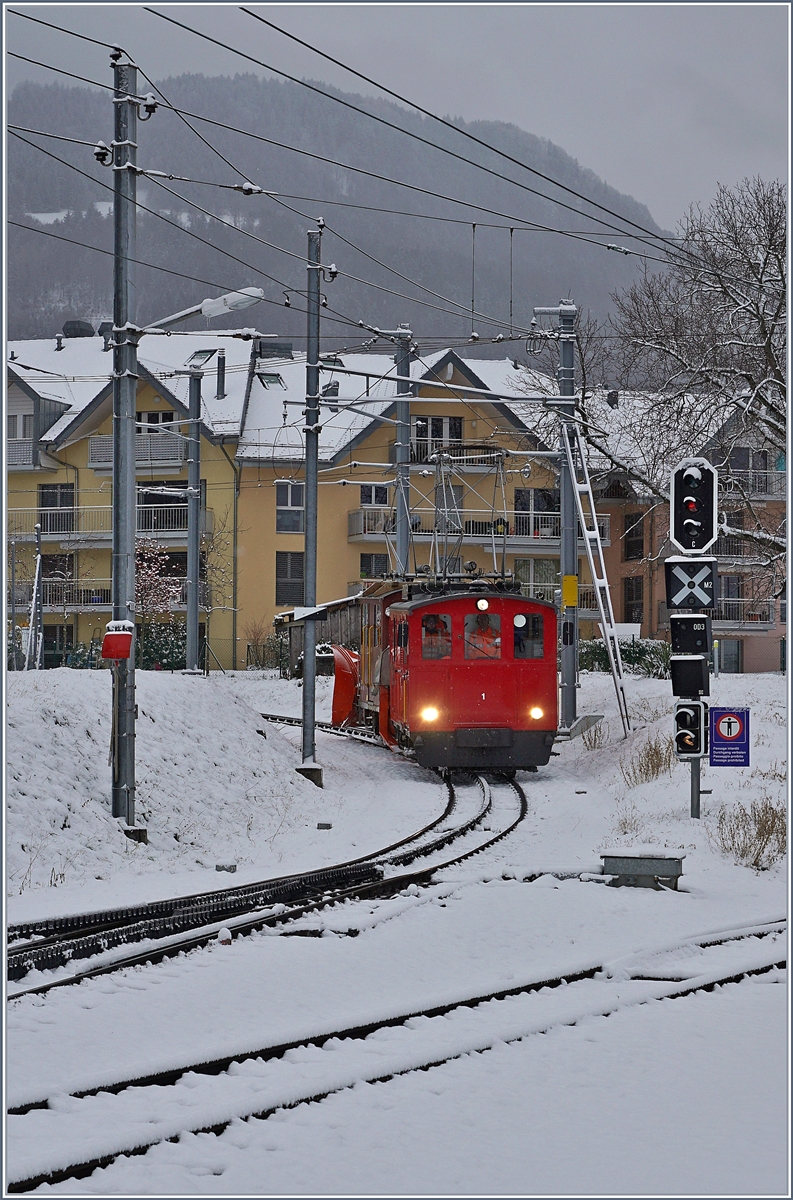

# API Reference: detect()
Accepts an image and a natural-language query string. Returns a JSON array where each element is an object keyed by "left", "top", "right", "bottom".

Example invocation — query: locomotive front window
[
  {"left": 464, "top": 613, "right": 501, "bottom": 659},
  {"left": 421, "top": 613, "right": 451, "bottom": 659},
  {"left": 513, "top": 613, "right": 544, "bottom": 659}
]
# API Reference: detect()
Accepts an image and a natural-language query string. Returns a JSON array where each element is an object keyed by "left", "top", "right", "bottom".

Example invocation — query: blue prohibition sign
[{"left": 709, "top": 707, "right": 750, "bottom": 767}]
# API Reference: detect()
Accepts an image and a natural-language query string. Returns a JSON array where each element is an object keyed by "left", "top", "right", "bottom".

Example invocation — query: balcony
[
  {"left": 721, "top": 470, "right": 785, "bottom": 499},
  {"left": 8, "top": 578, "right": 209, "bottom": 611},
  {"left": 7, "top": 505, "right": 213, "bottom": 544},
  {"left": 348, "top": 508, "right": 610, "bottom": 547},
  {"left": 713, "top": 597, "right": 775, "bottom": 629},
  {"left": 88, "top": 433, "right": 185, "bottom": 470},
  {"left": 389, "top": 440, "right": 509, "bottom": 468},
  {"left": 7, "top": 440, "right": 35, "bottom": 467}
]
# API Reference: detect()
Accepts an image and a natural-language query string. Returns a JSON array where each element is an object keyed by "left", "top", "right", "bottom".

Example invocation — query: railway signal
[
  {"left": 665, "top": 557, "right": 718, "bottom": 610},
  {"left": 669, "top": 458, "right": 718, "bottom": 554},
  {"left": 670, "top": 613, "right": 712, "bottom": 655},
  {"left": 670, "top": 654, "right": 710, "bottom": 698},
  {"left": 673, "top": 700, "right": 708, "bottom": 759}
]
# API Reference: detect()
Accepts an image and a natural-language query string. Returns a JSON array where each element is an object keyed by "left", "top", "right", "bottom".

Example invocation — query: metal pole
[
  {"left": 186, "top": 370, "right": 202, "bottom": 671},
  {"left": 300, "top": 228, "right": 322, "bottom": 785},
  {"left": 713, "top": 638, "right": 720, "bottom": 678},
  {"left": 111, "top": 52, "right": 138, "bottom": 825},
  {"left": 690, "top": 756, "right": 701, "bottom": 819},
  {"left": 10, "top": 538, "right": 17, "bottom": 669},
  {"left": 395, "top": 326, "right": 412, "bottom": 575},
  {"left": 558, "top": 300, "right": 578, "bottom": 729},
  {"left": 35, "top": 522, "right": 44, "bottom": 669}
]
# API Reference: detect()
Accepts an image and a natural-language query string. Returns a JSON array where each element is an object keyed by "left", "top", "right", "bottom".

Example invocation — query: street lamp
[{"left": 110, "top": 286, "right": 264, "bottom": 827}]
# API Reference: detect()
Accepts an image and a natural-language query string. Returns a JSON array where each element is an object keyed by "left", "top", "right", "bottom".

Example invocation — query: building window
[
  {"left": 185, "top": 349, "right": 217, "bottom": 367},
  {"left": 7, "top": 414, "right": 34, "bottom": 439},
  {"left": 719, "top": 639, "right": 743, "bottom": 674},
  {"left": 38, "top": 483, "right": 75, "bottom": 533},
  {"left": 275, "top": 551, "right": 304, "bottom": 606},
  {"left": 137, "top": 411, "right": 174, "bottom": 431},
  {"left": 360, "top": 484, "right": 389, "bottom": 506},
  {"left": 624, "top": 513, "right": 644, "bottom": 560},
  {"left": 276, "top": 482, "right": 304, "bottom": 533},
  {"left": 434, "top": 483, "right": 463, "bottom": 532},
  {"left": 257, "top": 372, "right": 286, "bottom": 389},
  {"left": 624, "top": 576, "right": 643, "bottom": 624},
  {"left": 360, "top": 553, "right": 389, "bottom": 578},
  {"left": 411, "top": 415, "right": 463, "bottom": 461},
  {"left": 514, "top": 558, "right": 558, "bottom": 601}
]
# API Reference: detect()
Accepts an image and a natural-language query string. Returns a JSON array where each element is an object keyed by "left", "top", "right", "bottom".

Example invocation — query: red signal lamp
[{"left": 101, "top": 620, "right": 134, "bottom": 660}]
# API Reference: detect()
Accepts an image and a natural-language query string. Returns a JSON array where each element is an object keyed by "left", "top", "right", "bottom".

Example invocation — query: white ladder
[{"left": 561, "top": 421, "right": 631, "bottom": 737}]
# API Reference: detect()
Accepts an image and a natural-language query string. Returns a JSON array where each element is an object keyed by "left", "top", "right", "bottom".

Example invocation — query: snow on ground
[
  {"left": 5, "top": 669, "right": 443, "bottom": 920},
  {"left": 4, "top": 666, "right": 788, "bottom": 1194},
  {"left": 26, "top": 976, "right": 787, "bottom": 1196}
]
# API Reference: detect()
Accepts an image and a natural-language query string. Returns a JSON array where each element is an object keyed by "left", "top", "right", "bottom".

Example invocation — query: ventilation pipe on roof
[
  {"left": 55, "top": 335, "right": 64, "bottom": 351},
  {"left": 607, "top": 390, "right": 619, "bottom": 409},
  {"left": 99, "top": 321, "right": 113, "bottom": 352},
  {"left": 216, "top": 349, "right": 226, "bottom": 399}
]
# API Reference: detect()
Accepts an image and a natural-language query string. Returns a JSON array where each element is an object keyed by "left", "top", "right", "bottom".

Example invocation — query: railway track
[
  {"left": 7, "top": 759, "right": 526, "bottom": 998},
  {"left": 5, "top": 917, "right": 785, "bottom": 1193}
]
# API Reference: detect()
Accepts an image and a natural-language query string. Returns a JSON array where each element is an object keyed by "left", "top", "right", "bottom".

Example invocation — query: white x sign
[{"left": 671, "top": 564, "right": 713, "bottom": 607}]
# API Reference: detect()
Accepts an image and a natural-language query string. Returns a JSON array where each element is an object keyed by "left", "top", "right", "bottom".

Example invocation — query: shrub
[
  {"left": 713, "top": 798, "right": 787, "bottom": 870},
  {"left": 620, "top": 733, "right": 675, "bottom": 787},
  {"left": 580, "top": 638, "right": 672, "bottom": 678},
  {"left": 582, "top": 721, "right": 608, "bottom": 750}
]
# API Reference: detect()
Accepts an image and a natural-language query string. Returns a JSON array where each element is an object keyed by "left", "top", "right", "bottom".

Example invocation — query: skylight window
[
  {"left": 257, "top": 372, "right": 286, "bottom": 389},
  {"left": 185, "top": 349, "right": 217, "bottom": 367},
  {"left": 320, "top": 355, "right": 345, "bottom": 368}
]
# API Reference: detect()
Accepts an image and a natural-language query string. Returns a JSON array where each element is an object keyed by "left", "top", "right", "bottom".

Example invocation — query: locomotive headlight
[
  {"left": 420, "top": 706, "right": 439, "bottom": 722},
  {"left": 529, "top": 707, "right": 544, "bottom": 720},
  {"left": 476, "top": 598, "right": 489, "bottom": 611}
]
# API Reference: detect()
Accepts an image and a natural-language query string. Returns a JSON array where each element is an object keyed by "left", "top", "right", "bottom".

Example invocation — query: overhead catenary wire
[
  {"left": 242, "top": 8, "right": 687, "bottom": 257},
  {"left": 8, "top": 42, "right": 761, "bottom": 291},
  {"left": 7, "top": 51, "right": 696, "bottom": 278},
  {"left": 144, "top": 6, "right": 672, "bottom": 256}
]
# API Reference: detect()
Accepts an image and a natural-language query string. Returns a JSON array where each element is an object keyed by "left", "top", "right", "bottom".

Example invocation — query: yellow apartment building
[{"left": 8, "top": 327, "right": 612, "bottom": 669}]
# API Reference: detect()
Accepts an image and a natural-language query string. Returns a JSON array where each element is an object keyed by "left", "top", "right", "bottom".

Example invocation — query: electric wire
[
  {"left": 7, "top": 41, "right": 762, "bottom": 291},
  {"left": 8, "top": 130, "right": 366, "bottom": 336},
  {"left": 144, "top": 6, "right": 671, "bottom": 255},
  {"left": 243, "top": 8, "right": 683, "bottom": 255},
  {"left": 6, "top": 50, "right": 687, "bottom": 275}
]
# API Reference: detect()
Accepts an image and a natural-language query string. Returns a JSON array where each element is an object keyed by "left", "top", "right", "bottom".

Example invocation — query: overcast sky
[{"left": 5, "top": 3, "right": 789, "bottom": 229}]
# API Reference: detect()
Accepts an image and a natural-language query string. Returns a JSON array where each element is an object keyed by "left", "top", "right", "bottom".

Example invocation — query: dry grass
[
  {"left": 582, "top": 721, "right": 608, "bottom": 750},
  {"left": 712, "top": 798, "right": 787, "bottom": 871},
  {"left": 754, "top": 760, "right": 787, "bottom": 784},
  {"left": 620, "top": 734, "right": 676, "bottom": 788},
  {"left": 613, "top": 799, "right": 645, "bottom": 839}
]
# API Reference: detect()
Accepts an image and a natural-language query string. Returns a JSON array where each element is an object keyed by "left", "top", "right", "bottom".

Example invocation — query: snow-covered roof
[
  {"left": 6, "top": 331, "right": 261, "bottom": 445},
  {"left": 7, "top": 333, "right": 558, "bottom": 463}
]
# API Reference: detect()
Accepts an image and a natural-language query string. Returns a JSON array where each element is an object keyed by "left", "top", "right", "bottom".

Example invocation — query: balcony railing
[
  {"left": 8, "top": 578, "right": 209, "bottom": 609},
  {"left": 7, "top": 440, "right": 35, "bottom": 466},
  {"left": 715, "top": 535, "right": 753, "bottom": 558},
  {"left": 721, "top": 470, "right": 785, "bottom": 499},
  {"left": 713, "top": 597, "right": 775, "bottom": 624},
  {"left": 348, "top": 508, "right": 610, "bottom": 545},
  {"left": 518, "top": 583, "right": 557, "bottom": 604},
  {"left": 7, "top": 505, "right": 213, "bottom": 540},
  {"left": 388, "top": 440, "right": 510, "bottom": 467},
  {"left": 88, "top": 432, "right": 185, "bottom": 468}
]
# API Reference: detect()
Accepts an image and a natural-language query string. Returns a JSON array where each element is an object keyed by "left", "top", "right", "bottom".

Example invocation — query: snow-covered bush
[
  {"left": 713, "top": 798, "right": 786, "bottom": 870},
  {"left": 580, "top": 637, "right": 671, "bottom": 678}
]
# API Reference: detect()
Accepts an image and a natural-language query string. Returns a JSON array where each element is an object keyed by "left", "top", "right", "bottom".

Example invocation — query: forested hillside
[{"left": 8, "top": 74, "right": 664, "bottom": 348}]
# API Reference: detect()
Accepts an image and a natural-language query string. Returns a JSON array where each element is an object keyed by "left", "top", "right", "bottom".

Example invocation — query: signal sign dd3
[{"left": 709, "top": 707, "right": 750, "bottom": 767}]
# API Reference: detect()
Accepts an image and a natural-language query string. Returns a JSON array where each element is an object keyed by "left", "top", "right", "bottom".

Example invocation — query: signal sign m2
[{"left": 709, "top": 707, "right": 750, "bottom": 767}]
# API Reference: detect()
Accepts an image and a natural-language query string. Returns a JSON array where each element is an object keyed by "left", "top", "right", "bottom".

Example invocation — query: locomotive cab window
[
  {"left": 421, "top": 613, "right": 451, "bottom": 659},
  {"left": 513, "top": 613, "right": 544, "bottom": 659},
  {"left": 464, "top": 612, "right": 501, "bottom": 659}
]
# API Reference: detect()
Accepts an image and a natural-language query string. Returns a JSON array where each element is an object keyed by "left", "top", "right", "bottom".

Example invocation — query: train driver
[
  {"left": 421, "top": 613, "right": 452, "bottom": 659},
  {"left": 464, "top": 612, "right": 502, "bottom": 659}
]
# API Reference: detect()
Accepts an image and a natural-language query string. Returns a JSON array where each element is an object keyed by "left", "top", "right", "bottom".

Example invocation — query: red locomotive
[{"left": 331, "top": 580, "right": 558, "bottom": 773}]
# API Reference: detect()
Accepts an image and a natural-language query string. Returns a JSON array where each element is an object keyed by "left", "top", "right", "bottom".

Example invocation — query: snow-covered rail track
[
  {"left": 6, "top": 775, "right": 526, "bottom": 998},
  {"left": 5, "top": 918, "right": 785, "bottom": 1193}
]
